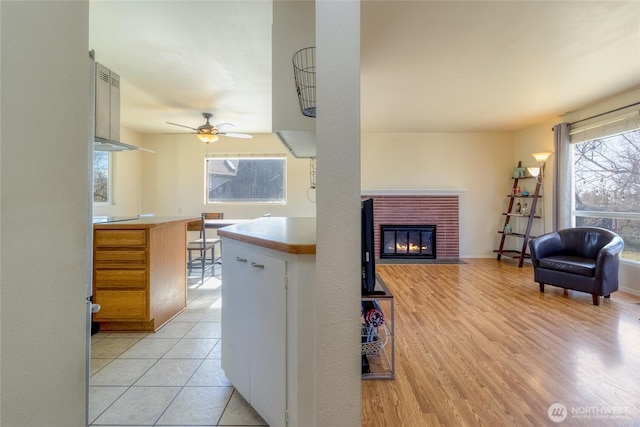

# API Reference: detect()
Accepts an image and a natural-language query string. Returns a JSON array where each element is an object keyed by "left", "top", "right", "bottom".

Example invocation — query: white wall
[
  {"left": 110, "top": 129, "right": 517, "bottom": 259},
  {"left": 111, "top": 110, "right": 640, "bottom": 297},
  {"left": 315, "top": 1, "right": 361, "bottom": 425},
  {"left": 109, "top": 129, "right": 523, "bottom": 258},
  {"left": 361, "top": 132, "right": 515, "bottom": 257},
  {"left": 139, "top": 133, "right": 316, "bottom": 219},
  {"left": 1, "top": 1, "right": 89, "bottom": 425},
  {"left": 92, "top": 127, "right": 143, "bottom": 217},
  {"left": 619, "top": 260, "right": 640, "bottom": 296},
  {"left": 272, "top": 0, "right": 315, "bottom": 134}
]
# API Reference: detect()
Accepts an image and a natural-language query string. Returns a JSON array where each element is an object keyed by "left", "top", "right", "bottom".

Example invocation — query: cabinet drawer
[
  {"left": 95, "top": 269, "right": 146, "bottom": 289},
  {"left": 95, "top": 250, "right": 146, "bottom": 267},
  {"left": 94, "top": 290, "right": 147, "bottom": 320},
  {"left": 95, "top": 230, "right": 147, "bottom": 247}
]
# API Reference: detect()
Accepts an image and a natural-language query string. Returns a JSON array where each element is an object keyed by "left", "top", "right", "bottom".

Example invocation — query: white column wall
[
  {"left": 1, "top": 1, "right": 90, "bottom": 425},
  {"left": 315, "top": 1, "right": 361, "bottom": 425}
]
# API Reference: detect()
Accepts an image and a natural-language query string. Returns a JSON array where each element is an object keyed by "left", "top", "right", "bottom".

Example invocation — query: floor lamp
[
  {"left": 528, "top": 152, "right": 552, "bottom": 233},
  {"left": 530, "top": 152, "right": 552, "bottom": 184}
]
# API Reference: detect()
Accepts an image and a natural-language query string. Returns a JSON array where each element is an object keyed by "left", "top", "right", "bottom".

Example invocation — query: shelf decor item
[
  {"left": 361, "top": 325, "right": 384, "bottom": 356},
  {"left": 361, "top": 300, "right": 387, "bottom": 356},
  {"left": 361, "top": 276, "right": 395, "bottom": 380}
]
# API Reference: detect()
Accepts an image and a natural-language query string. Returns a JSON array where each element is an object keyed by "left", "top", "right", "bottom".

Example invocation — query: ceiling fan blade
[
  {"left": 166, "top": 122, "right": 198, "bottom": 131},
  {"left": 164, "top": 132, "right": 197, "bottom": 135},
  {"left": 214, "top": 122, "right": 234, "bottom": 129},
  {"left": 219, "top": 132, "right": 253, "bottom": 139}
]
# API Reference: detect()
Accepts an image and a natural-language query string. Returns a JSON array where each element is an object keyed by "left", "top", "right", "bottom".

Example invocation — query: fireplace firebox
[{"left": 381, "top": 225, "right": 436, "bottom": 259}]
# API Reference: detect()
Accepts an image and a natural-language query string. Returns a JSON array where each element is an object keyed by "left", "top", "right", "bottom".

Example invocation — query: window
[
  {"left": 93, "top": 151, "right": 110, "bottom": 203},
  {"left": 572, "top": 128, "right": 640, "bottom": 261},
  {"left": 206, "top": 156, "right": 286, "bottom": 203}
]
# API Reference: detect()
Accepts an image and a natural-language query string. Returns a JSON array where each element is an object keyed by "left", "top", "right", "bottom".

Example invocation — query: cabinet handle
[
  {"left": 236, "top": 256, "right": 248, "bottom": 263},
  {"left": 251, "top": 262, "right": 265, "bottom": 269}
]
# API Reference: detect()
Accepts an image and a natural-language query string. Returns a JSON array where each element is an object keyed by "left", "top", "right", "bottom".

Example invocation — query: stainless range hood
[
  {"left": 274, "top": 130, "right": 316, "bottom": 158},
  {"left": 94, "top": 138, "right": 138, "bottom": 151},
  {"left": 93, "top": 60, "right": 138, "bottom": 152}
]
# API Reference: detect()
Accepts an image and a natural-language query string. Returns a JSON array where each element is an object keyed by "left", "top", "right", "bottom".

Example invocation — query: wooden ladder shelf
[{"left": 494, "top": 161, "right": 543, "bottom": 267}]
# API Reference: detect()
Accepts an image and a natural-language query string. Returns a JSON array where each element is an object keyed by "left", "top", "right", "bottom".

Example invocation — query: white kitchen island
[{"left": 217, "top": 217, "right": 316, "bottom": 427}]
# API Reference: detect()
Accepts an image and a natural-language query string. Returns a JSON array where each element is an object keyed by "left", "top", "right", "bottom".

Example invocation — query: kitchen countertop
[
  {"left": 217, "top": 217, "right": 316, "bottom": 254},
  {"left": 93, "top": 216, "right": 198, "bottom": 229}
]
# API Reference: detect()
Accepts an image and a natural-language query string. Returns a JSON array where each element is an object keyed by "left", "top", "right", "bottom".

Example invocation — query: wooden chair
[
  {"left": 186, "top": 214, "right": 221, "bottom": 283},
  {"left": 202, "top": 212, "right": 224, "bottom": 221},
  {"left": 201, "top": 212, "right": 224, "bottom": 266}
]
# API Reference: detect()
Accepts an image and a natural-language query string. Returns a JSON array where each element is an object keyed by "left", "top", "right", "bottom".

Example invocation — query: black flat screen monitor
[{"left": 361, "top": 198, "right": 376, "bottom": 293}]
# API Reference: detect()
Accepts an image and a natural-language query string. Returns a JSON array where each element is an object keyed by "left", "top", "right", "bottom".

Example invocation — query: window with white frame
[
  {"left": 571, "top": 111, "right": 640, "bottom": 261},
  {"left": 206, "top": 155, "right": 286, "bottom": 203},
  {"left": 93, "top": 151, "right": 110, "bottom": 203}
]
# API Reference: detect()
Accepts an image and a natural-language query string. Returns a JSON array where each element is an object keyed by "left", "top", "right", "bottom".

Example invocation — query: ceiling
[
  {"left": 89, "top": 1, "right": 640, "bottom": 136},
  {"left": 89, "top": 0, "right": 272, "bottom": 135}
]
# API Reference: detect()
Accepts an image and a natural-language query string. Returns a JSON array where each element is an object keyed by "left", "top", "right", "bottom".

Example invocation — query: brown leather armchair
[{"left": 528, "top": 227, "right": 624, "bottom": 305}]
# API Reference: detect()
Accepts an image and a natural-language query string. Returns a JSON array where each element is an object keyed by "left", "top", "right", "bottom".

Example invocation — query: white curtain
[{"left": 552, "top": 123, "right": 571, "bottom": 231}]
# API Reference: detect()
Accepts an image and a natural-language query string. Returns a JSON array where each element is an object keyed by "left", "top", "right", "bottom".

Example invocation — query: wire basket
[
  {"left": 292, "top": 47, "right": 316, "bottom": 118},
  {"left": 361, "top": 325, "right": 388, "bottom": 356}
]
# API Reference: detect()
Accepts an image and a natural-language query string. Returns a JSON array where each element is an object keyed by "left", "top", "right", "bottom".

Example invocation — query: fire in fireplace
[{"left": 381, "top": 225, "right": 436, "bottom": 259}]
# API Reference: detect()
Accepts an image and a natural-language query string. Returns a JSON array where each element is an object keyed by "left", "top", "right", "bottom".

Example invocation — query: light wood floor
[{"left": 362, "top": 259, "right": 640, "bottom": 426}]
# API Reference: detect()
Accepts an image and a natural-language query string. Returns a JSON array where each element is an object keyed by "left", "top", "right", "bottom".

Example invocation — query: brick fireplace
[{"left": 362, "top": 192, "right": 460, "bottom": 259}]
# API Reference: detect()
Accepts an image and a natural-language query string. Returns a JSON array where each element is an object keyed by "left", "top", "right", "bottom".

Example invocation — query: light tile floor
[{"left": 89, "top": 270, "right": 268, "bottom": 426}]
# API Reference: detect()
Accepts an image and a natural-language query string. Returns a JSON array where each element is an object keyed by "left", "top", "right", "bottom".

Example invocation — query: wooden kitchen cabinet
[{"left": 93, "top": 217, "right": 195, "bottom": 332}]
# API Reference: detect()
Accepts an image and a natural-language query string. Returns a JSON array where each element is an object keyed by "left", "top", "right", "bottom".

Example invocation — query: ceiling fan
[{"left": 166, "top": 112, "right": 253, "bottom": 143}]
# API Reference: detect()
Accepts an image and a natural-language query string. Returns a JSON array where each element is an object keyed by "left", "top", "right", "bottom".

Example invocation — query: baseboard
[{"left": 619, "top": 285, "right": 640, "bottom": 298}]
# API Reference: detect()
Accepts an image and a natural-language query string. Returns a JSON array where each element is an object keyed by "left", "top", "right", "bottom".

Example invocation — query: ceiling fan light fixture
[
  {"left": 197, "top": 133, "right": 219, "bottom": 143},
  {"left": 167, "top": 113, "right": 251, "bottom": 142}
]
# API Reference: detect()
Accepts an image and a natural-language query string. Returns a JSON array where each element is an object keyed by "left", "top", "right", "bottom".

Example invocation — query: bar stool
[
  {"left": 186, "top": 215, "right": 220, "bottom": 283},
  {"left": 202, "top": 212, "right": 224, "bottom": 267}
]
